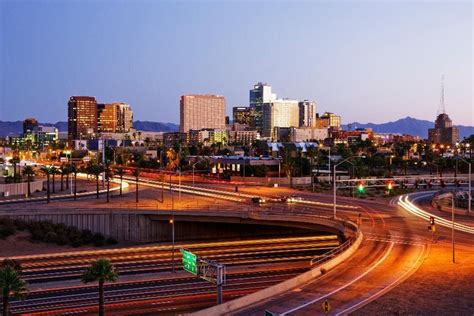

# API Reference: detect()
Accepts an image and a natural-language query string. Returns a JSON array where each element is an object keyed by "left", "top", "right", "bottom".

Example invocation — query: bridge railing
[{"left": 310, "top": 220, "right": 360, "bottom": 267}]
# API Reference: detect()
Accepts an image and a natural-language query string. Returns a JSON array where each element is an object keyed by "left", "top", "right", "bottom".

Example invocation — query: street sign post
[{"left": 180, "top": 249, "right": 197, "bottom": 275}]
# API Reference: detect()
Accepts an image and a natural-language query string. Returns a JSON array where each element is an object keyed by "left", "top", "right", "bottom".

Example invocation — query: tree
[
  {"left": 9, "top": 157, "right": 20, "bottom": 183},
  {"left": 81, "top": 258, "right": 118, "bottom": 316},
  {"left": 132, "top": 168, "right": 140, "bottom": 203},
  {"left": 166, "top": 149, "right": 180, "bottom": 170},
  {"left": 0, "top": 260, "right": 27, "bottom": 316},
  {"left": 71, "top": 164, "right": 78, "bottom": 201},
  {"left": 104, "top": 164, "right": 114, "bottom": 203},
  {"left": 87, "top": 163, "right": 104, "bottom": 199},
  {"left": 114, "top": 167, "right": 125, "bottom": 196},
  {"left": 22, "top": 166, "right": 35, "bottom": 197},
  {"left": 59, "top": 165, "right": 67, "bottom": 191},
  {"left": 40, "top": 166, "right": 53, "bottom": 203},
  {"left": 51, "top": 166, "right": 58, "bottom": 194}
]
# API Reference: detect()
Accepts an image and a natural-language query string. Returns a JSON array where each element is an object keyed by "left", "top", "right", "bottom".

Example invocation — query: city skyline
[{"left": 0, "top": 1, "right": 472, "bottom": 125}]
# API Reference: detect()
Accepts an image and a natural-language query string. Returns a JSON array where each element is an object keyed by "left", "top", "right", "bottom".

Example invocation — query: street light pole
[
  {"left": 170, "top": 217, "right": 175, "bottom": 273},
  {"left": 451, "top": 193, "right": 455, "bottom": 263},
  {"left": 456, "top": 156, "right": 471, "bottom": 215},
  {"left": 333, "top": 155, "right": 364, "bottom": 219}
]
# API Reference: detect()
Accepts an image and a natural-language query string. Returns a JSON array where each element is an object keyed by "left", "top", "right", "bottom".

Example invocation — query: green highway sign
[{"left": 180, "top": 249, "right": 197, "bottom": 275}]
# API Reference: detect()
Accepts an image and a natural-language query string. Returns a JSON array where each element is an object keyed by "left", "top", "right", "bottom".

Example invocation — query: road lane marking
[
  {"left": 335, "top": 243, "right": 426, "bottom": 315},
  {"left": 279, "top": 242, "right": 395, "bottom": 315}
]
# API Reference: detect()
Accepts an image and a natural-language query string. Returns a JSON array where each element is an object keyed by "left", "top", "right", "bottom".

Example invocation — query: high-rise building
[
  {"left": 249, "top": 83, "right": 277, "bottom": 131},
  {"left": 180, "top": 95, "right": 226, "bottom": 133},
  {"left": 262, "top": 99, "right": 299, "bottom": 139},
  {"left": 428, "top": 113, "right": 459, "bottom": 145},
  {"left": 23, "top": 118, "right": 38, "bottom": 135},
  {"left": 298, "top": 100, "right": 317, "bottom": 127},
  {"left": 68, "top": 96, "right": 98, "bottom": 140},
  {"left": 98, "top": 104, "right": 117, "bottom": 133},
  {"left": 116, "top": 103, "right": 133, "bottom": 133},
  {"left": 233, "top": 107, "right": 252, "bottom": 125},
  {"left": 318, "top": 112, "right": 341, "bottom": 130},
  {"left": 98, "top": 102, "right": 133, "bottom": 134}
]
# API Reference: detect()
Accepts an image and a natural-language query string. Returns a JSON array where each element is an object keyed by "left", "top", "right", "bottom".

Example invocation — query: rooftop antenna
[{"left": 437, "top": 74, "right": 446, "bottom": 115}]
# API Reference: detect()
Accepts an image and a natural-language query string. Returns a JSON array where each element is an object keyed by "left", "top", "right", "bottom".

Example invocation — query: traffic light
[
  {"left": 430, "top": 216, "right": 435, "bottom": 225},
  {"left": 415, "top": 180, "right": 419, "bottom": 189},
  {"left": 387, "top": 182, "right": 393, "bottom": 191},
  {"left": 357, "top": 182, "right": 365, "bottom": 193}
]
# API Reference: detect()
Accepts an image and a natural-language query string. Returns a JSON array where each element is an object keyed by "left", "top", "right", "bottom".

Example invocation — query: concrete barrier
[
  {"left": 0, "top": 180, "right": 43, "bottom": 197},
  {"left": 191, "top": 225, "right": 362, "bottom": 316}
]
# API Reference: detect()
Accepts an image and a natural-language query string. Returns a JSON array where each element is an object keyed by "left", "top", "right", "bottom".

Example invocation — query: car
[
  {"left": 251, "top": 197, "right": 266, "bottom": 204},
  {"left": 287, "top": 196, "right": 303, "bottom": 203}
]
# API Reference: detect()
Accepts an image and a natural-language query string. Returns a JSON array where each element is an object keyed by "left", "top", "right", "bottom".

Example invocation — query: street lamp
[
  {"left": 456, "top": 156, "right": 471, "bottom": 215},
  {"left": 333, "top": 155, "right": 364, "bottom": 218},
  {"left": 191, "top": 161, "right": 200, "bottom": 187},
  {"left": 170, "top": 217, "right": 175, "bottom": 273}
]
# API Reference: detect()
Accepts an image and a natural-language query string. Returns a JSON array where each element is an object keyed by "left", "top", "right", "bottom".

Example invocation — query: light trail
[{"left": 397, "top": 194, "right": 474, "bottom": 235}]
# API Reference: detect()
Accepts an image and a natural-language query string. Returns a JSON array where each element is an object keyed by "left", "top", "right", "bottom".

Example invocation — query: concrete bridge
[{"left": 0, "top": 207, "right": 352, "bottom": 243}]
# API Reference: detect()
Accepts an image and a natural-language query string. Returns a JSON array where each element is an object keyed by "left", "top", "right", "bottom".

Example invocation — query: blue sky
[{"left": 0, "top": 0, "right": 472, "bottom": 125}]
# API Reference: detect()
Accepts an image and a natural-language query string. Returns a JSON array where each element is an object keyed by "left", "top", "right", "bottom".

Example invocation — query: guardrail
[{"left": 311, "top": 222, "right": 359, "bottom": 266}]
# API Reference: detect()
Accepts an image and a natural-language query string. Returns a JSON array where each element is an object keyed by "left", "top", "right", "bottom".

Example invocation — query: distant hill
[
  {"left": 1, "top": 117, "right": 471, "bottom": 139},
  {"left": 0, "top": 120, "right": 179, "bottom": 136},
  {"left": 133, "top": 121, "right": 179, "bottom": 132},
  {"left": 342, "top": 116, "right": 474, "bottom": 139}
]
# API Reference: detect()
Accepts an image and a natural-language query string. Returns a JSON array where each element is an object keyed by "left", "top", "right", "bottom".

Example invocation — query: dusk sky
[{"left": 0, "top": 0, "right": 472, "bottom": 125}]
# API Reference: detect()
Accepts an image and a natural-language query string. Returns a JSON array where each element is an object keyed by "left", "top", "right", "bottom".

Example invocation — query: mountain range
[
  {"left": 0, "top": 120, "right": 179, "bottom": 137},
  {"left": 342, "top": 116, "right": 473, "bottom": 139},
  {"left": 0, "top": 116, "right": 472, "bottom": 139}
]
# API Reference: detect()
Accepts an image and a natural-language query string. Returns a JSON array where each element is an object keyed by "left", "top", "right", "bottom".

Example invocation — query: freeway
[{"left": 7, "top": 235, "right": 339, "bottom": 315}]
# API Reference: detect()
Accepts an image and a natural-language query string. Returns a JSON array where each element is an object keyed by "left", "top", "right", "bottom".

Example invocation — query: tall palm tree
[
  {"left": 63, "top": 165, "right": 72, "bottom": 191},
  {"left": 114, "top": 167, "right": 125, "bottom": 196},
  {"left": 58, "top": 165, "right": 68, "bottom": 191},
  {"left": 81, "top": 258, "right": 118, "bottom": 316},
  {"left": 104, "top": 164, "right": 113, "bottom": 203},
  {"left": 71, "top": 164, "right": 78, "bottom": 201},
  {"left": 87, "top": 163, "right": 104, "bottom": 199},
  {"left": 132, "top": 168, "right": 140, "bottom": 203},
  {"left": 0, "top": 260, "right": 27, "bottom": 316},
  {"left": 51, "top": 166, "right": 57, "bottom": 194},
  {"left": 40, "top": 166, "right": 53, "bottom": 203},
  {"left": 9, "top": 157, "right": 20, "bottom": 183},
  {"left": 22, "top": 166, "right": 35, "bottom": 197}
]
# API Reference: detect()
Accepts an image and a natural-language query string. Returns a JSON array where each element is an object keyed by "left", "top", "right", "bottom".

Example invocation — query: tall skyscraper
[
  {"left": 98, "top": 102, "right": 133, "bottom": 134},
  {"left": 98, "top": 104, "right": 117, "bottom": 133},
  {"left": 249, "top": 83, "right": 277, "bottom": 131},
  {"left": 262, "top": 99, "right": 299, "bottom": 139},
  {"left": 116, "top": 103, "right": 133, "bottom": 133},
  {"left": 319, "top": 112, "right": 341, "bottom": 130},
  {"left": 180, "top": 94, "right": 226, "bottom": 133},
  {"left": 298, "top": 100, "right": 317, "bottom": 127},
  {"left": 68, "top": 96, "right": 98, "bottom": 140}
]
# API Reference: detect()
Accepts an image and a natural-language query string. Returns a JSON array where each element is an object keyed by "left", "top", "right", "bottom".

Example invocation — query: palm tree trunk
[
  {"left": 66, "top": 174, "right": 69, "bottom": 190},
  {"left": 52, "top": 173, "right": 56, "bottom": 193},
  {"left": 27, "top": 177, "right": 31, "bottom": 197},
  {"left": 99, "top": 280, "right": 105, "bottom": 316},
  {"left": 119, "top": 174, "right": 122, "bottom": 196},
  {"left": 60, "top": 174, "right": 64, "bottom": 191},
  {"left": 96, "top": 176, "right": 99, "bottom": 199},
  {"left": 106, "top": 178, "right": 110, "bottom": 203},
  {"left": 3, "top": 291, "right": 9, "bottom": 316},
  {"left": 135, "top": 174, "right": 139, "bottom": 203},
  {"left": 74, "top": 173, "right": 77, "bottom": 201},
  {"left": 46, "top": 175, "right": 50, "bottom": 203}
]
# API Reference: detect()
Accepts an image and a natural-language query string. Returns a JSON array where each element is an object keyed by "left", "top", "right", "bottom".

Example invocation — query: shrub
[{"left": 106, "top": 237, "right": 118, "bottom": 245}]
